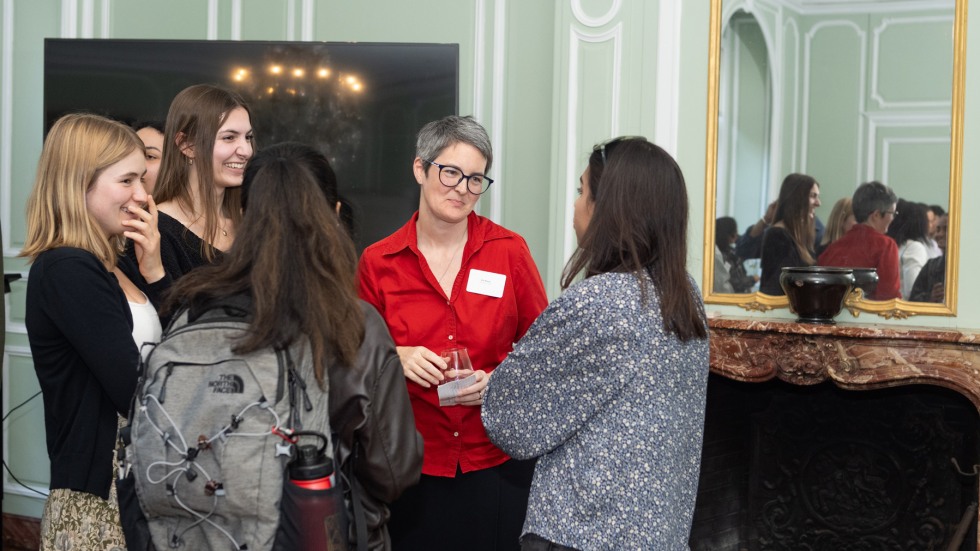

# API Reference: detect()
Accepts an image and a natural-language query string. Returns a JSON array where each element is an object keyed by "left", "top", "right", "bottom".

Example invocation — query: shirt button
[
  {"left": 453, "top": 432, "right": 459, "bottom": 437},
  {"left": 448, "top": 335, "right": 454, "bottom": 340}
]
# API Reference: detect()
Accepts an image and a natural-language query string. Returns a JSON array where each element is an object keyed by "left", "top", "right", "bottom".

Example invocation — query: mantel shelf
[{"left": 707, "top": 315, "right": 980, "bottom": 411}]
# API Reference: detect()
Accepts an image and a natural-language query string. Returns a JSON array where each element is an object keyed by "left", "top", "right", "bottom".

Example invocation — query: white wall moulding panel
[
  {"left": 801, "top": 20, "right": 866, "bottom": 185},
  {"left": 3, "top": 347, "right": 48, "bottom": 502},
  {"left": 571, "top": 0, "right": 622, "bottom": 28},
  {"left": 871, "top": 15, "right": 955, "bottom": 109},
  {"left": 2, "top": 0, "right": 13, "bottom": 255},
  {"left": 471, "top": 0, "right": 506, "bottom": 223},
  {"left": 562, "top": 22, "right": 623, "bottom": 264}
]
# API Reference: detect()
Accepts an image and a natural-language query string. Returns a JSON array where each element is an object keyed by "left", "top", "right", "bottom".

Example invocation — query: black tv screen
[{"left": 44, "top": 39, "right": 459, "bottom": 250}]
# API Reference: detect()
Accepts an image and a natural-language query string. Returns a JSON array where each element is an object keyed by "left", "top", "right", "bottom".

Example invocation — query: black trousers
[{"left": 388, "top": 458, "right": 536, "bottom": 551}]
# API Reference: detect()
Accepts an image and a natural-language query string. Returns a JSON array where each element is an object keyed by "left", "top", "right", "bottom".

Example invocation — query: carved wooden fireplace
[{"left": 691, "top": 317, "right": 980, "bottom": 550}]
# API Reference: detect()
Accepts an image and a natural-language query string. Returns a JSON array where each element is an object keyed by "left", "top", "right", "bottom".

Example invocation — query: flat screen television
[{"left": 44, "top": 39, "right": 459, "bottom": 250}]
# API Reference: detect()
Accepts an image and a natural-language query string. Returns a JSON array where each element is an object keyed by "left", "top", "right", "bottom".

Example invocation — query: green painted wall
[{"left": 1, "top": 0, "right": 977, "bottom": 520}]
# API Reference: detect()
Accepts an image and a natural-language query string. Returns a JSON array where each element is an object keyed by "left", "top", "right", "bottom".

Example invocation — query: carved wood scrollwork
[{"left": 708, "top": 318, "right": 980, "bottom": 411}]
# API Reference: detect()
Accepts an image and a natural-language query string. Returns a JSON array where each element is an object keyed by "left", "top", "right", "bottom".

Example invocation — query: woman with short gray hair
[{"left": 357, "top": 115, "right": 549, "bottom": 550}]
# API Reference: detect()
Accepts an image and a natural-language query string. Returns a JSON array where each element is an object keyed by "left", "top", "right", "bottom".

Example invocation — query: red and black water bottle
[{"left": 274, "top": 431, "right": 350, "bottom": 551}]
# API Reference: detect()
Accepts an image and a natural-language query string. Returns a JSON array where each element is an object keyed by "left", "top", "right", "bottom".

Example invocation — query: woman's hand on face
[
  {"left": 396, "top": 346, "right": 447, "bottom": 388},
  {"left": 455, "top": 369, "right": 489, "bottom": 407},
  {"left": 123, "top": 195, "right": 165, "bottom": 283}
]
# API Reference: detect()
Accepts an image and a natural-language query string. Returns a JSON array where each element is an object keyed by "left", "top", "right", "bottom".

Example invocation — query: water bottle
[{"left": 275, "top": 431, "right": 349, "bottom": 551}]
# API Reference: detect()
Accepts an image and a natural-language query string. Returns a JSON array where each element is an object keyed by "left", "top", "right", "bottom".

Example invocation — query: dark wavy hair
[
  {"left": 563, "top": 137, "right": 707, "bottom": 342},
  {"left": 165, "top": 142, "right": 364, "bottom": 388},
  {"left": 715, "top": 217, "right": 738, "bottom": 251},
  {"left": 887, "top": 199, "right": 929, "bottom": 247}
]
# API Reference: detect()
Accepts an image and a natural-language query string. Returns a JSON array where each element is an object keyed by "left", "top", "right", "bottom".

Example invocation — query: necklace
[
  {"left": 189, "top": 211, "right": 229, "bottom": 238},
  {"left": 435, "top": 232, "right": 467, "bottom": 283}
]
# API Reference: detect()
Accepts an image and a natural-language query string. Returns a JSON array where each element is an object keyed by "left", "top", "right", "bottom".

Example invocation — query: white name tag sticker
[{"left": 466, "top": 269, "right": 506, "bottom": 298}]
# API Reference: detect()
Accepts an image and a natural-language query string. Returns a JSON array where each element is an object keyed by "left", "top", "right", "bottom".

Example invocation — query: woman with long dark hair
[
  {"left": 758, "top": 173, "right": 821, "bottom": 295},
  {"left": 165, "top": 143, "right": 422, "bottom": 550},
  {"left": 142, "top": 84, "right": 254, "bottom": 282},
  {"left": 482, "top": 137, "right": 709, "bottom": 550},
  {"left": 887, "top": 199, "right": 930, "bottom": 299}
]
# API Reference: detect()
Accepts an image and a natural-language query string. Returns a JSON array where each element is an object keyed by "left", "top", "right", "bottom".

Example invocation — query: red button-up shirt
[
  {"left": 817, "top": 223, "right": 901, "bottom": 300},
  {"left": 357, "top": 212, "right": 548, "bottom": 477}
]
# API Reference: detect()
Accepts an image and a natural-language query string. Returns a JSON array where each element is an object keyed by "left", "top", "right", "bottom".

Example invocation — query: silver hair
[
  {"left": 852, "top": 181, "right": 898, "bottom": 223},
  {"left": 415, "top": 115, "right": 493, "bottom": 174}
]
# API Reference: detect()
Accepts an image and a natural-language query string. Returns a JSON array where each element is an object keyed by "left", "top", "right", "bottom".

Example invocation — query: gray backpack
[{"left": 126, "top": 297, "right": 333, "bottom": 550}]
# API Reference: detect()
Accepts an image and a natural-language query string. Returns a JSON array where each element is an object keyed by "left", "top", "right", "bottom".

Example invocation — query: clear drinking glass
[{"left": 439, "top": 347, "right": 474, "bottom": 383}]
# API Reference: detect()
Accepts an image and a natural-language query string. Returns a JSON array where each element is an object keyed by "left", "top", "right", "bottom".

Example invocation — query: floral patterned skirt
[
  {"left": 39, "top": 486, "right": 126, "bottom": 551},
  {"left": 40, "top": 416, "right": 127, "bottom": 551}
]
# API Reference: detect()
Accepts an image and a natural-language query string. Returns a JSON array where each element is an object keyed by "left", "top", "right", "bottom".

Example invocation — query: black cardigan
[{"left": 25, "top": 247, "right": 140, "bottom": 499}]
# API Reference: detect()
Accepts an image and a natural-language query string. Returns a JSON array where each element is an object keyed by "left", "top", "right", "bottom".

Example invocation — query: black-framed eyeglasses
[
  {"left": 423, "top": 160, "right": 494, "bottom": 195},
  {"left": 595, "top": 135, "right": 648, "bottom": 164}
]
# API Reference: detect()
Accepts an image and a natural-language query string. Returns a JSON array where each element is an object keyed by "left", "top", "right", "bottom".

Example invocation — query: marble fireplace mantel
[
  {"left": 707, "top": 316, "right": 980, "bottom": 548},
  {"left": 708, "top": 315, "right": 980, "bottom": 412}
]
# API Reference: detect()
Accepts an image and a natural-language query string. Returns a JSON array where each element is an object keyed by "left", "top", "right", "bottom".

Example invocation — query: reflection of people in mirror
[
  {"left": 715, "top": 217, "right": 757, "bottom": 293},
  {"left": 734, "top": 200, "right": 776, "bottom": 260},
  {"left": 736, "top": 201, "right": 824, "bottom": 261},
  {"left": 758, "top": 173, "right": 821, "bottom": 295},
  {"left": 910, "top": 214, "right": 948, "bottom": 303},
  {"left": 483, "top": 137, "right": 709, "bottom": 550},
  {"left": 925, "top": 205, "right": 946, "bottom": 259},
  {"left": 356, "top": 115, "right": 548, "bottom": 551},
  {"left": 818, "top": 181, "right": 901, "bottom": 300},
  {"left": 816, "top": 197, "right": 855, "bottom": 257},
  {"left": 887, "top": 199, "right": 931, "bottom": 300}
]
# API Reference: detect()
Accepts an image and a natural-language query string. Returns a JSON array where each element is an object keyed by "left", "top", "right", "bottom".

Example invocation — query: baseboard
[{"left": 1, "top": 512, "right": 41, "bottom": 551}]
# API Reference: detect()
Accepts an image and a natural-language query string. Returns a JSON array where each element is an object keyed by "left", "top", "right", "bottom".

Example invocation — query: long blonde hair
[
  {"left": 20, "top": 113, "right": 144, "bottom": 269},
  {"left": 154, "top": 84, "right": 251, "bottom": 261},
  {"left": 820, "top": 197, "right": 853, "bottom": 247}
]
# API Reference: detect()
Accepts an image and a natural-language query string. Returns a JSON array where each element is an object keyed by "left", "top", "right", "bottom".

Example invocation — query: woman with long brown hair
[
  {"left": 165, "top": 142, "right": 422, "bottom": 550},
  {"left": 482, "top": 137, "right": 709, "bottom": 550},
  {"left": 758, "top": 173, "right": 822, "bottom": 295},
  {"left": 138, "top": 84, "right": 253, "bottom": 284}
]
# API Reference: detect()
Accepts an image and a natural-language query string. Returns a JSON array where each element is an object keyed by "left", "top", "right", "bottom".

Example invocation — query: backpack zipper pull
[
  {"left": 158, "top": 362, "right": 175, "bottom": 403},
  {"left": 289, "top": 367, "right": 313, "bottom": 412}
]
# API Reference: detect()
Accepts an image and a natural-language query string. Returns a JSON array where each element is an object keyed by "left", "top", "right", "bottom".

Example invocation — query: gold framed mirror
[{"left": 703, "top": 0, "right": 965, "bottom": 319}]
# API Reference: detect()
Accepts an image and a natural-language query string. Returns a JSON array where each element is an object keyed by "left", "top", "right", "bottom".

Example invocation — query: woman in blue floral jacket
[{"left": 482, "top": 137, "right": 710, "bottom": 551}]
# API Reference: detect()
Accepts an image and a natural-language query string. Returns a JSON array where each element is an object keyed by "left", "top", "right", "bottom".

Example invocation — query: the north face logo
[{"left": 209, "top": 374, "right": 245, "bottom": 394}]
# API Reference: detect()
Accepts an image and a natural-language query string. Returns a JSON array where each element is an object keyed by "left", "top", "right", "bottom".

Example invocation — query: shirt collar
[{"left": 379, "top": 211, "right": 506, "bottom": 257}]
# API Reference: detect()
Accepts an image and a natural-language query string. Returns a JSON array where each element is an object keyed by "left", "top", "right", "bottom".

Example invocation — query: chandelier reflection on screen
[
  {"left": 230, "top": 64, "right": 366, "bottom": 97},
  {"left": 225, "top": 44, "right": 365, "bottom": 175}
]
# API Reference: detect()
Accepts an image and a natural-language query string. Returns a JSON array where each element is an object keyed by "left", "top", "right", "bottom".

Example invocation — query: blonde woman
[
  {"left": 21, "top": 113, "right": 164, "bottom": 550},
  {"left": 816, "top": 197, "right": 855, "bottom": 256}
]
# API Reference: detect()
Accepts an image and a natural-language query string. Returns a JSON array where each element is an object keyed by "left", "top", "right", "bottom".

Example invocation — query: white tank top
[{"left": 129, "top": 294, "right": 162, "bottom": 361}]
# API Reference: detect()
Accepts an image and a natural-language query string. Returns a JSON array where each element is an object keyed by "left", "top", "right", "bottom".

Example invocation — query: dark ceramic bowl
[
  {"left": 849, "top": 267, "right": 879, "bottom": 299},
  {"left": 779, "top": 267, "right": 855, "bottom": 324}
]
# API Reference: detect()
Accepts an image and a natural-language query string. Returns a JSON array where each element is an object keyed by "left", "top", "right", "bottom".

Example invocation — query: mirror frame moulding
[{"left": 702, "top": 0, "right": 966, "bottom": 320}]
